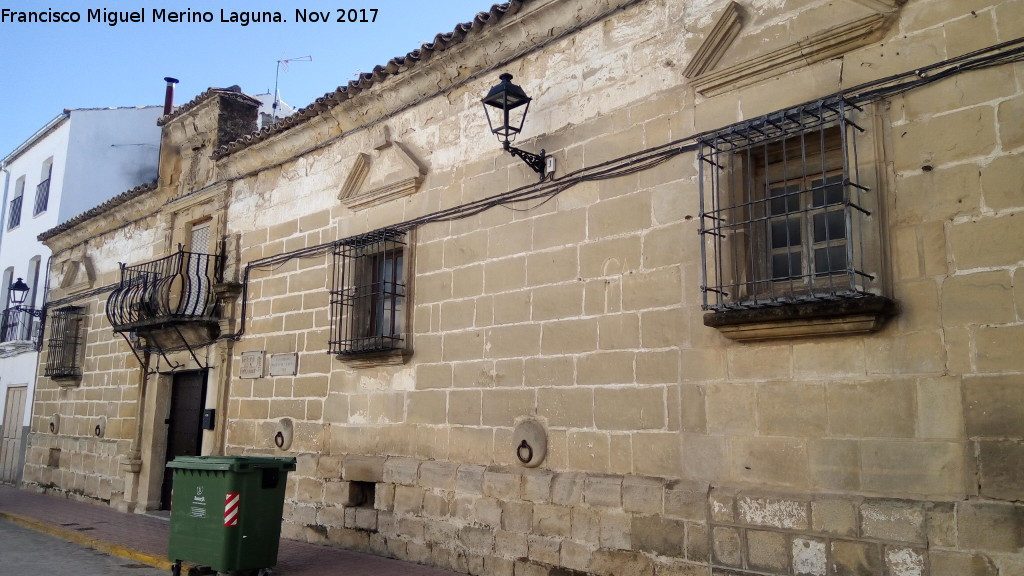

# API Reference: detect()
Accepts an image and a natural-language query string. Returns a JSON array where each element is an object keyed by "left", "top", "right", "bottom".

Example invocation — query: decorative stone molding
[
  {"left": 704, "top": 295, "right": 896, "bottom": 341},
  {"left": 692, "top": 12, "right": 895, "bottom": 96},
  {"left": 846, "top": 0, "right": 904, "bottom": 13},
  {"left": 58, "top": 256, "right": 95, "bottom": 292},
  {"left": 339, "top": 127, "right": 426, "bottom": 210},
  {"left": 683, "top": 1, "right": 745, "bottom": 79}
]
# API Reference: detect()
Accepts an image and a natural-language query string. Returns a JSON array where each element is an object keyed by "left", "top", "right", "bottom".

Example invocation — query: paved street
[{"left": 0, "top": 518, "right": 168, "bottom": 576}]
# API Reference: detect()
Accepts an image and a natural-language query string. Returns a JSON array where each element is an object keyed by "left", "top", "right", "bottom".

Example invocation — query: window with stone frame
[
  {"left": 329, "top": 228, "right": 408, "bottom": 356},
  {"left": 44, "top": 305, "right": 85, "bottom": 380},
  {"left": 698, "top": 98, "right": 893, "bottom": 338}
]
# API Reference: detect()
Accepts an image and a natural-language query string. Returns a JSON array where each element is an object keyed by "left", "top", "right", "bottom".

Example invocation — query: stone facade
[{"left": 23, "top": 0, "right": 1024, "bottom": 575}]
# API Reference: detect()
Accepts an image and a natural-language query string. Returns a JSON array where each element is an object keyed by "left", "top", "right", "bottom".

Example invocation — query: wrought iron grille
[
  {"left": 698, "top": 98, "right": 876, "bottom": 311},
  {"left": 105, "top": 246, "right": 223, "bottom": 332},
  {"left": 0, "top": 307, "right": 40, "bottom": 344},
  {"left": 45, "top": 306, "right": 84, "bottom": 379},
  {"left": 34, "top": 178, "right": 50, "bottom": 215},
  {"left": 329, "top": 228, "right": 406, "bottom": 355},
  {"left": 7, "top": 195, "right": 22, "bottom": 229}
]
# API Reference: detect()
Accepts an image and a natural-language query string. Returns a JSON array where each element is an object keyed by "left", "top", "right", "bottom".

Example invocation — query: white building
[{"left": 0, "top": 106, "right": 163, "bottom": 484}]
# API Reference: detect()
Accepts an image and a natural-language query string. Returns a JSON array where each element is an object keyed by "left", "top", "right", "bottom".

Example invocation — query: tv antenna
[{"left": 273, "top": 55, "right": 312, "bottom": 121}]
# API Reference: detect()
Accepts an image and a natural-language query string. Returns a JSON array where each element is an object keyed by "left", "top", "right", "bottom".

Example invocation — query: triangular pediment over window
[{"left": 339, "top": 126, "right": 426, "bottom": 211}]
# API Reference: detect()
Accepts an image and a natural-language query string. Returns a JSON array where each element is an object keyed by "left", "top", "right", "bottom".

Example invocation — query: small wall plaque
[
  {"left": 269, "top": 353, "right": 298, "bottom": 376},
  {"left": 239, "top": 351, "right": 265, "bottom": 379}
]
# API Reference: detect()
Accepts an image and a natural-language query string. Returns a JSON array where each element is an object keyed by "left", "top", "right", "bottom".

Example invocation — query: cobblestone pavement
[{"left": 0, "top": 484, "right": 462, "bottom": 576}]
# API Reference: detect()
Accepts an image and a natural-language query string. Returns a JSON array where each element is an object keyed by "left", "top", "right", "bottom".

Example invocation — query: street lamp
[
  {"left": 482, "top": 73, "right": 549, "bottom": 180},
  {"left": 9, "top": 277, "right": 30, "bottom": 306}
]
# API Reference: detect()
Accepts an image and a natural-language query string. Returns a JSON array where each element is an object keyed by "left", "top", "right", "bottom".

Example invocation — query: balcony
[
  {"left": 106, "top": 247, "right": 224, "bottom": 347},
  {"left": 0, "top": 307, "right": 40, "bottom": 345},
  {"left": 34, "top": 178, "right": 50, "bottom": 215}
]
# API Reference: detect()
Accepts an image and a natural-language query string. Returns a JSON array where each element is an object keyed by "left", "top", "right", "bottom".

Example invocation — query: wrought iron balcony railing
[
  {"left": 34, "top": 178, "right": 50, "bottom": 215},
  {"left": 0, "top": 307, "right": 40, "bottom": 345},
  {"left": 8, "top": 195, "right": 22, "bottom": 229},
  {"left": 106, "top": 246, "right": 224, "bottom": 333}
]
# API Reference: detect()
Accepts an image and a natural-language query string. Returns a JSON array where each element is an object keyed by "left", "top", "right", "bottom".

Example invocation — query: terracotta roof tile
[
  {"left": 38, "top": 181, "right": 157, "bottom": 242},
  {"left": 212, "top": 1, "right": 523, "bottom": 158}
]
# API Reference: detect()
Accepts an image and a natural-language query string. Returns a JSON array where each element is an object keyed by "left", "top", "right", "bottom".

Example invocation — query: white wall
[{"left": 60, "top": 107, "right": 162, "bottom": 222}]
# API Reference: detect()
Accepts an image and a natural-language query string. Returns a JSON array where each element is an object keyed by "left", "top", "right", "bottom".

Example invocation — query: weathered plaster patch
[
  {"left": 738, "top": 496, "right": 808, "bottom": 529},
  {"left": 793, "top": 538, "right": 827, "bottom": 576}
]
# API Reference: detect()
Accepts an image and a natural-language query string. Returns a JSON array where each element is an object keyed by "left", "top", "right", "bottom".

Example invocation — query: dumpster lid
[{"left": 166, "top": 456, "right": 297, "bottom": 472}]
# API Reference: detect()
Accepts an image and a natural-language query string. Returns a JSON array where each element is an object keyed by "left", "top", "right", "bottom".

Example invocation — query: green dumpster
[{"left": 167, "top": 456, "right": 296, "bottom": 575}]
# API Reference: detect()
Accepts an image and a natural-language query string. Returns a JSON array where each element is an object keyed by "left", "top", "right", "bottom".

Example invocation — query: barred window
[
  {"left": 698, "top": 99, "right": 882, "bottom": 312},
  {"left": 45, "top": 305, "right": 85, "bottom": 380},
  {"left": 329, "top": 229, "right": 407, "bottom": 356}
]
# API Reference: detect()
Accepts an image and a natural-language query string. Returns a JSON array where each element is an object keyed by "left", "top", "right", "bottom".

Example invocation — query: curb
[{"left": 0, "top": 509, "right": 203, "bottom": 574}]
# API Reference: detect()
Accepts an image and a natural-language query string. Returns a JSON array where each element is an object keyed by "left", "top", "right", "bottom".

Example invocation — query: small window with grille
[
  {"left": 45, "top": 305, "right": 85, "bottom": 380},
  {"left": 698, "top": 99, "right": 893, "bottom": 336},
  {"left": 329, "top": 228, "right": 408, "bottom": 356}
]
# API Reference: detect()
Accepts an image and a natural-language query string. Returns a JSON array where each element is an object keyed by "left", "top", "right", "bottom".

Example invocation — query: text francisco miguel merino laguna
[{"left": 0, "top": 8, "right": 379, "bottom": 26}]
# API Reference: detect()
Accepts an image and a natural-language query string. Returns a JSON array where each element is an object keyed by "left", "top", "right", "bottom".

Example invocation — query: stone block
[
  {"left": 999, "top": 95, "right": 1024, "bottom": 150},
  {"left": 957, "top": 502, "right": 1024, "bottom": 552},
  {"left": 456, "top": 465, "right": 485, "bottom": 495},
  {"left": 393, "top": 486, "right": 424, "bottom": 515},
  {"left": 793, "top": 538, "right": 827, "bottom": 576},
  {"left": 680, "top": 385, "right": 706, "bottom": 433},
  {"left": 560, "top": 539, "right": 593, "bottom": 573},
  {"left": 585, "top": 474, "right": 622, "bottom": 509},
  {"left": 828, "top": 381, "right": 916, "bottom": 438},
  {"left": 541, "top": 318, "right": 598, "bottom": 355},
  {"left": 811, "top": 498, "right": 858, "bottom": 537},
  {"left": 600, "top": 510, "right": 632, "bottom": 550},
  {"left": 577, "top": 351, "right": 635, "bottom": 387},
  {"left": 706, "top": 383, "right": 757, "bottom": 435},
  {"left": 981, "top": 153, "right": 1024, "bottom": 211},
  {"left": 568, "top": 431, "right": 610, "bottom": 473},
  {"left": 406, "top": 390, "right": 447, "bottom": 424},
  {"left": 634, "top": 432, "right": 683, "bottom": 478},
  {"left": 731, "top": 437, "right": 810, "bottom": 488},
  {"left": 711, "top": 526, "right": 742, "bottom": 567},
  {"left": 522, "top": 469, "right": 553, "bottom": 503},
  {"left": 481, "top": 389, "right": 535, "bottom": 427},
  {"left": 860, "top": 440, "right": 966, "bottom": 497},
  {"left": 500, "top": 500, "right": 533, "bottom": 533},
  {"left": 382, "top": 457, "right": 420, "bottom": 486},
  {"left": 418, "top": 460, "right": 458, "bottom": 491},
  {"left": 860, "top": 500, "right": 926, "bottom": 544},
  {"left": 590, "top": 549, "right": 654, "bottom": 576},
  {"left": 977, "top": 324, "right": 1024, "bottom": 373},
  {"left": 891, "top": 106, "right": 996, "bottom": 173},
  {"left": 831, "top": 540, "right": 883, "bottom": 576},
  {"left": 484, "top": 468, "right": 521, "bottom": 500},
  {"left": 342, "top": 455, "right": 385, "bottom": 483},
  {"left": 496, "top": 530, "right": 528, "bottom": 559},
  {"left": 571, "top": 506, "right": 601, "bottom": 544},
  {"left": 631, "top": 515, "right": 686, "bottom": 557},
  {"left": 917, "top": 377, "right": 965, "bottom": 440},
  {"left": 929, "top": 551, "right": 998, "bottom": 576},
  {"left": 551, "top": 472, "right": 585, "bottom": 506},
  {"left": 664, "top": 480, "right": 708, "bottom": 522},
  {"left": 622, "top": 266, "right": 682, "bottom": 311},
  {"left": 757, "top": 381, "right": 827, "bottom": 437},
  {"left": 885, "top": 547, "right": 926, "bottom": 576},
  {"left": 894, "top": 163, "right": 980, "bottom": 225},
  {"left": 979, "top": 440, "right": 1024, "bottom": 501},
  {"left": 746, "top": 529, "right": 789, "bottom": 573},
  {"left": 527, "top": 534, "right": 561, "bottom": 565},
  {"left": 949, "top": 214, "right": 1024, "bottom": 270},
  {"left": 940, "top": 271, "right": 1015, "bottom": 327},
  {"left": 623, "top": 476, "right": 665, "bottom": 515},
  {"left": 964, "top": 375, "right": 1024, "bottom": 437},
  {"left": 737, "top": 495, "right": 809, "bottom": 530},
  {"left": 685, "top": 522, "right": 709, "bottom": 563},
  {"left": 461, "top": 525, "right": 495, "bottom": 556},
  {"left": 532, "top": 504, "right": 572, "bottom": 537}
]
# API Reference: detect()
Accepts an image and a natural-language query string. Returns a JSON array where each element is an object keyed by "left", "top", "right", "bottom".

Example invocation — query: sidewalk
[{"left": 0, "top": 483, "right": 462, "bottom": 576}]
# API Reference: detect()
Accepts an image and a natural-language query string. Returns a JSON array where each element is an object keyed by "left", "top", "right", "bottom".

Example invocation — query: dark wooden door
[{"left": 160, "top": 371, "right": 207, "bottom": 510}]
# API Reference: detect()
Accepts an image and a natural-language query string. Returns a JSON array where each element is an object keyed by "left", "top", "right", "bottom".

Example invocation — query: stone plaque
[
  {"left": 269, "top": 353, "right": 298, "bottom": 376},
  {"left": 239, "top": 351, "right": 264, "bottom": 379}
]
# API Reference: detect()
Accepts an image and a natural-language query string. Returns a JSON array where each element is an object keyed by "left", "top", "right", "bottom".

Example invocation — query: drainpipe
[{"left": 0, "top": 160, "right": 9, "bottom": 248}]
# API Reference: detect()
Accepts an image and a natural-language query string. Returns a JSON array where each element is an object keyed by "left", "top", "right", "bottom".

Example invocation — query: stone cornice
[{"left": 683, "top": 1, "right": 745, "bottom": 79}]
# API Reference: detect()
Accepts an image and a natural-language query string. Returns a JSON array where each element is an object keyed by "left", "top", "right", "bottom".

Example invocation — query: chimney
[{"left": 163, "top": 77, "right": 179, "bottom": 116}]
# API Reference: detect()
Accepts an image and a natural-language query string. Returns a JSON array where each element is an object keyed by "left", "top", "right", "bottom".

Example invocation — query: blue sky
[{"left": 0, "top": 0, "right": 494, "bottom": 157}]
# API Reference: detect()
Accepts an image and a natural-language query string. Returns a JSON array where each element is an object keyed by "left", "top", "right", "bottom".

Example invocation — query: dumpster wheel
[{"left": 171, "top": 560, "right": 181, "bottom": 576}]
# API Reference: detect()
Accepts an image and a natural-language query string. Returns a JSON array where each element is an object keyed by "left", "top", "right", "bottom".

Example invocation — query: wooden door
[
  {"left": 160, "top": 371, "right": 207, "bottom": 509},
  {"left": 0, "top": 386, "right": 27, "bottom": 484}
]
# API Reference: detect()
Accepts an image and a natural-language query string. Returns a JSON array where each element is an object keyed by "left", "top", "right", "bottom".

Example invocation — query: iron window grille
[
  {"left": 698, "top": 98, "right": 878, "bottom": 311},
  {"left": 8, "top": 195, "right": 22, "bottom": 229},
  {"left": 0, "top": 307, "right": 40, "bottom": 344},
  {"left": 34, "top": 178, "right": 50, "bottom": 215},
  {"left": 45, "top": 305, "right": 85, "bottom": 380},
  {"left": 329, "top": 228, "right": 407, "bottom": 355}
]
